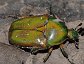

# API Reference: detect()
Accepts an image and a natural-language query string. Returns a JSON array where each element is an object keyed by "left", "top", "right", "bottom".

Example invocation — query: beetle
[{"left": 8, "top": 14, "right": 84, "bottom": 64}]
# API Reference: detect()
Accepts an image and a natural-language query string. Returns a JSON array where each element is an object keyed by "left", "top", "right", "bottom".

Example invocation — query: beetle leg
[
  {"left": 31, "top": 48, "right": 47, "bottom": 55},
  {"left": 43, "top": 47, "right": 53, "bottom": 63},
  {"left": 30, "top": 48, "right": 39, "bottom": 54},
  {"left": 74, "top": 41, "right": 79, "bottom": 49},
  {"left": 3, "top": 14, "right": 20, "bottom": 19},
  {"left": 60, "top": 44, "right": 75, "bottom": 64}
]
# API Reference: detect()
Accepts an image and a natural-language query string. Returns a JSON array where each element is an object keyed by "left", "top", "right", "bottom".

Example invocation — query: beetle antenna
[
  {"left": 47, "top": 2, "right": 56, "bottom": 17},
  {"left": 75, "top": 23, "right": 82, "bottom": 30},
  {"left": 48, "top": 3, "right": 65, "bottom": 22},
  {"left": 49, "top": 4, "right": 52, "bottom": 15}
]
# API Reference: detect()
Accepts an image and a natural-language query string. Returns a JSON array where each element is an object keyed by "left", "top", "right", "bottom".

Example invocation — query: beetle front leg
[
  {"left": 74, "top": 41, "right": 79, "bottom": 49},
  {"left": 43, "top": 47, "right": 53, "bottom": 63},
  {"left": 60, "top": 44, "right": 75, "bottom": 64}
]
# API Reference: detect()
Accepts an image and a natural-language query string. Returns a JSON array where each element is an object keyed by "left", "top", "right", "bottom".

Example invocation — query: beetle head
[
  {"left": 68, "top": 23, "right": 82, "bottom": 40},
  {"left": 68, "top": 23, "right": 83, "bottom": 40},
  {"left": 68, "top": 23, "right": 83, "bottom": 49},
  {"left": 68, "top": 28, "right": 79, "bottom": 41}
]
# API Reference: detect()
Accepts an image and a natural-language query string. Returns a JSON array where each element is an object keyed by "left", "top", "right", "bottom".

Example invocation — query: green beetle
[{"left": 9, "top": 14, "right": 83, "bottom": 64}]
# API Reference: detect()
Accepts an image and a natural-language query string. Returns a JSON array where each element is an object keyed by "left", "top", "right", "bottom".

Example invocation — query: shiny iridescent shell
[{"left": 9, "top": 15, "right": 68, "bottom": 48}]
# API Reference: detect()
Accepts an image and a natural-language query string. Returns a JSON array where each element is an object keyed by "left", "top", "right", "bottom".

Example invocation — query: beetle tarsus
[{"left": 67, "top": 59, "right": 75, "bottom": 64}]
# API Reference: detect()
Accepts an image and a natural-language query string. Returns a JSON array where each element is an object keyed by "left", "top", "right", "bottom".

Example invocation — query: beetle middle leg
[
  {"left": 30, "top": 47, "right": 53, "bottom": 62},
  {"left": 30, "top": 48, "right": 40, "bottom": 54},
  {"left": 60, "top": 44, "right": 75, "bottom": 64},
  {"left": 43, "top": 47, "right": 53, "bottom": 62},
  {"left": 30, "top": 47, "right": 47, "bottom": 55},
  {"left": 74, "top": 41, "right": 79, "bottom": 49}
]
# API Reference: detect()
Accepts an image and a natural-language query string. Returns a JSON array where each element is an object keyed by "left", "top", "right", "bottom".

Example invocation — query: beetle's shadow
[
  {"left": 20, "top": 45, "right": 60, "bottom": 55},
  {"left": 20, "top": 47, "right": 49, "bottom": 54}
]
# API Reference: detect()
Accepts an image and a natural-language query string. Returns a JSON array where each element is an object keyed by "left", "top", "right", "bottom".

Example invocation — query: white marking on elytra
[
  {"left": 16, "top": 36, "right": 18, "bottom": 37},
  {"left": 41, "top": 17, "right": 43, "bottom": 19},
  {"left": 28, "top": 24, "right": 30, "bottom": 25},
  {"left": 37, "top": 38, "right": 44, "bottom": 45}
]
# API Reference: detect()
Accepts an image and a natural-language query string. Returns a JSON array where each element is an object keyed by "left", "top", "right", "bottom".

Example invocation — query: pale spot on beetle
[
  {"left": 48, "top": 29, "right": 57, "bottom": 40},
  {"left": 36, "top": 38, "right": 46, "bottom": 48},
  {"left": 37, "top": 38, "right": 41, "bottom": 43},
  {"left": 16, "top": 36, "right": 18, "bottom": 37},
  {"left": 26, "top": 47, "right": 29, "bottom": 48},
  {"left": 27, "top": 34, "right": 29, "bottom": 36},
  {"left": 49, "top": 33, "right": 54, "bottom": 40},
  {"left": 36, "top": 38, "right": 45, "bottom": 45},
  {"left": 28, "top": 24, "right": 30, "bottom": 26},
  {"left": 40, "top": 41, "right": 44, "bottom": 45},
  {"left": 41, "top": 17, "right": 43, "bottom": 20},
  {"left": 21, "top": 47, "right": 24, "bottom": 48},
  {"left": 53, "top": 19, "right": 62, "bottom": 22},
  {"left": 61, "top": 30, "right": 63, "bottom": 31}
]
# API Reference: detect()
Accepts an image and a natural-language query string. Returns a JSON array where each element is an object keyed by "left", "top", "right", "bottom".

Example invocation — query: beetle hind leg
[{"left": 60, "top": 44, "right": 75, "bottom": 64}]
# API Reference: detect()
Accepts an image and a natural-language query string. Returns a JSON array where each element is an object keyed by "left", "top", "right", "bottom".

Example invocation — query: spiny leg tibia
[
  {"left": 43, "top": 47, "right": 53, "bottom": 63},
  {"left": 60, "top": 44, "right": 75, "bottom": 64}
]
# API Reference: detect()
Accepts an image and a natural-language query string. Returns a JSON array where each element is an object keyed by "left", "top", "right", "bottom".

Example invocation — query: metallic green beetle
[{"left": 9, "top": 14, "right": 83, "bottom": 63}]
